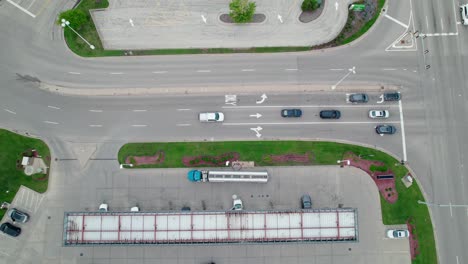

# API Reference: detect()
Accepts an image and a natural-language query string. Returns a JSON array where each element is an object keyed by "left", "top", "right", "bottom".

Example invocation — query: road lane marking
[
  {"left": 3, "top": 109, "right": 16, "bottom": 114},
  {"left": 131, "top": 124, "right": 147, "bottom": 127},
  {"left": 284, "top": 69, "right": 298, "bottom": 71},
  {"left": 177, "top": 109, "right": 191, "bottom": 111},
  {"left": 44, "top": 121, "right": 59, "bottom": 125},
  {"left": 110, "top": 72, "right": 124, "bottom": 75},
  {"left": 89, "top": 125, "right": 103, "bottom": 127},
  {"left": 329, "top": 69, "right": 344, "bottom": 71},
  {"left": 132, "top": 109, "right": 147, "bottom": 112},
  {"left": 152, "top": 71, "right": 167, "bottom": 74},
  {"left": 223, "top": 121, "right": 400, "bottom": 126},
  {"left": 223, "top": 104, "right": 400, "bottom": 109},
  {"left": 382, "top": 68, "right": 397, "bottom": 71},
  {"left": 89, "top": 109, "right": 103, "bottom": 112},
  {"left": 425, "top": 16, "right": 429, "bottom": 29},
  {"left": 450, "top": 202, "right": 453, "bottom": 217},
  {"left": 399, "top": 100, "right": 407, "bottom": 162},
  {"left": 196, "top": 70, "right": 211, "bottom": 73},
  {"left": 384, "top": 14, "right": 409, "bottom": 29},
  {"left": 48, "top": 105, "right": 60, "bottom": 110},
  {"left": 177, "top": 124, "right": 191, "bottom": 126},
  {"left": 5, "top": 0, "right": 36, "bottom": 18},
  {"left": 241, "top": 69, "right": 255, "bottom": 72},
  {"left": 68, "top": 72, "right": 81, "bottom": 75}
]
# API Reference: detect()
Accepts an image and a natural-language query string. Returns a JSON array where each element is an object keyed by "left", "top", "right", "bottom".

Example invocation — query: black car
[
  {"left": 349, "top": 93, "right": 369, "bottom": 103},
  {"left": 384, "top": 92, "right": 401, "bottom": 101},
  {"left": 376, "top": 125, "right": 396, "bottom": 135},
  {"left": 320, "top": 110, "right": 341, "bottom": 119},
  {"left": 8, "top": 208, "right": 29, "bottom": 223},
  {"left": 0, "top": 222, "right": 21, "bottom": 237},
  {"left": 281, "top": 109, "right": 302, "bottom": 118}
]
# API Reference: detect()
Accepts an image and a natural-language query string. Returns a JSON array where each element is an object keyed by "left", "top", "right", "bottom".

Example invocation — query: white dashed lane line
[
  {"left": 132, "top": 110, "right": 147, "bottom": 112},
  {"left": 196, "top": 70, "right": 211, "bottom": 73},
  {"left": 89, "top": 110, "right": 103, "bottom": 113},
  {"left": 48, "top": 106, "right": 61, "bottom": 110},
  {"left": 329, "top": 69, "right": 345, "bottom": 71},
  {"left": 177, "top": 124, "right": 191, "bottom": 126},
  {"left": 131, "top": 124, "right": 147, "bottom": 127},
  {"left": 68, "top": 72, "right": 81, "bottom": 75},
  {"left": 89, "top": 125, "right": 103, "bottom": 127},
  {"left": 44, "top": 121, "right": 59, "bottom": 125},
  {"left": 284, "top": 69, "right": 298, "bottom": 71},
  {"left": 152, "top": 71, "right": 167, "bottom": 74},
  {"left": 110, "top": 72, "right": 124, "bottom": 75},
  {"left": 177, "top": 109, "right": 191, "bottom": 111},
  {"left": 241, "top": 69, "right": 255, "bottom": 72},
  {"left": 3, "top": 109, "right": 16, "bottom": 114}
]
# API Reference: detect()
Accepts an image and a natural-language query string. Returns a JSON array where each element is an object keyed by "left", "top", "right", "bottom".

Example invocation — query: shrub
[
  {"left": 301, "top": 0, "right": 319, "bottom": 12},
  {"left": 229, "top": 0, "right": 256, "bottom": 23}
]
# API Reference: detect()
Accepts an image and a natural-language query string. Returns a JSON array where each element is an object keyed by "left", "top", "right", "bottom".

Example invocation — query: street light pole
[{"left": 61, "top": 19, "right": 95, "bottom": 50}]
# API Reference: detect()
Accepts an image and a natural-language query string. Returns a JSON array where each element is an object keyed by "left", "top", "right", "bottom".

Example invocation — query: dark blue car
[{"left": 281, "top": 109, "right": 302, "bottom": 118}]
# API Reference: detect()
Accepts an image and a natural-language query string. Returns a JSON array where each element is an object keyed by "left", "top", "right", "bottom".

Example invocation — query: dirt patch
[
  {"left": 406, "top": 217, "right": 420, "bottom": 260},
  {"left": 125, "top": 151, "right": 165, "bottom": 165},
  {"left": 299, "top": 0, "right": 326, "bottom": 23},
  {"left": 220, "top": 13, "right": 266, "bottom": 23},
  {"left": 263, "top": 152, "right": 314, "bottom": 165},
  {"left": 183, "top": 152, "right": 240, "bottom": 167},
  {"left": 343, "top": 152, "right": 398, "bottom": 203}
]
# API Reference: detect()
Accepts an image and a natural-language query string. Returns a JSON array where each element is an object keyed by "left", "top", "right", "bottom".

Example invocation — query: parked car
[
  {"left": 232, "top": 199, "right": 243, "bottom": 211},
  {"left": 376, "top": 125, "right": 396, "bottom": 135},
  {"left": 301, "top": 194, "right": 312, "bottom": 209},
  {"left": 461, "top": 4, "right": 468, "bottom": 25},
  {"left": 349, "top": 93, "right": 369, "bottom": 103},
  {"left": 387, "top": 229, "right": 409, "bottom": 238},
  {"left": 281, "top": 109, "right": 302, "bottom": 118},
  {"left": 199, "top": 112, "right": 224, "bottom": 122},
  {"left": 7, "top": 208, "right": 29, "bottom": 223},
  {"left": 369, "top": 110, "right": 389, "bottom": 118},
  {"left": 384, "top": 92, "right": 401, "bottom": 101},
  {"left": 0, "top": 222, "right": 21, "bottom": 237},
  {"left": 319, "top": 110, "right": 341, "bottom": 119}
]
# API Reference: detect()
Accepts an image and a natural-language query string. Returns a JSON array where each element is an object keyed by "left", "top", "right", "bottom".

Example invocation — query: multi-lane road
[{"left": 0, "top": 0, "right": 467, "bottom": 262}]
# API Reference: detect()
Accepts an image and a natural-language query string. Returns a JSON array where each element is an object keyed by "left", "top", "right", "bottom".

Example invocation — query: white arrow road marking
[
  {"left": 201, "top": 15, "right": 207, "bottom": 23},
  {"left": 256, "top": 94, "right": 268, "bottom": 104},
  {"left": 129, "top": 19, "right": 134, "bottom": 27},
  {"left": 249, "top": 113, "right": 262, "bottom": 118},
  {"left": 335, "top": 2, "right": 339, "bottom": 10},
  {"left": 250, "top": 127, "right": 263, "bottom": 138},
  {"left": 377, "top": 95, "right": 384, "bottom": 104},
  {"left": 277, "top": 14, "right": 283, "bottom": 23},
  {"left": 3, "top": 109, "right": 16, "bottom": 114}
]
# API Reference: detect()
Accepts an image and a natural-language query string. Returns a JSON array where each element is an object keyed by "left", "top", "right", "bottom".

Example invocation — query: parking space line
[
  {"left": 399, "top": 100, "right": 407, "bottom": 161},
  {"left": 224, "top": 121, "right": 400, "bottom": 126},
  {"left": 6, "top": 0, "right": 36, "bottom": 18}
]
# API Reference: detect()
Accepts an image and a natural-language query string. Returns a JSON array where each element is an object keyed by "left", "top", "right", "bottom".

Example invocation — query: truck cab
[{"left": 232, "top": 199, "right": 243, "bottom": 210}]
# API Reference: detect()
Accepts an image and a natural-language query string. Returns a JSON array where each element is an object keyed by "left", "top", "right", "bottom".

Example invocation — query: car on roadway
[
  {"left": 376, "top": 125, "right": 396, "bottom": 135},
  {"left": 319, "top": 110, "right": 341, "bottom": 119},
  {"left": 199, "top": 112, "right": 225, "bottom": 122},
  {"left": 281, "top": 109, "right": 302, "bottom": 118},
  {"left": 387, "top": 229, "right": 409, "bottom": 239},
  {"left": 369, "top": 110, "right": 389, "bottom": 119},
  {"left": 349, "top": 93, "right": 369, "bottom": 103},
  {"left": 7, "top": 208, "right": 29, "bottom": 223},
  {"left": 461, "top": 4, "right": 468, "bottom": 25},
  {"left": 301, "top": 194, "right": 312, "bottom": 209},
  {"left": 383, "top": 92, "right": 401, "bottom": 101},
  {"left": 0, "top": 222, "right": 21, "bottom": 237}
]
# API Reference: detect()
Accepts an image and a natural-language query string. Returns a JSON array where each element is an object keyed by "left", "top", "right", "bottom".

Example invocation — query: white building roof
[{"left": 63, "top": 209, "right": 357, "bottom": 245}]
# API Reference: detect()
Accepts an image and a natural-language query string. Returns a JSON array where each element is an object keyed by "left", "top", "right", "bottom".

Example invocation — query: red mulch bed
[
  {"left": 407, "top": 217, "right": 420, "bottom": 260},
  {"left": 125, "top": 151, "right": 165, "bottom": 165},
  {"left": 182, "top": 152, "right": 240, "bottom": 167},
  {"left": 264, "top": 152, "right": 313, "bottom": 164},
  {"left": 343, "top": 152, "right": 398, "bottom": 203}
]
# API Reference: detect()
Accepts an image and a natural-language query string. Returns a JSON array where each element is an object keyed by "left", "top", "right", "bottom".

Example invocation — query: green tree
[
  {"left": 229, "top": 0, "right": 256, "bottom": 23},
  {"left": 301, "top": 0, "right": 319, "bottom": 12},
  {"left": 57, "top": 9, "right": 88, "bottom": 29}
]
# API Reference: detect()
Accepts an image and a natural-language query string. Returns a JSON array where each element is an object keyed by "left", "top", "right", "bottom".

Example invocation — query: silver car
[
  {"left": 7, "top": 208, "right": 29, "bottom": 223},
  {"left": 369, "top": 110, "right": 389, "bottom": 119}
]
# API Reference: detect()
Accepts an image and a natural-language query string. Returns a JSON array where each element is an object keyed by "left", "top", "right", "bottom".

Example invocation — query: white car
[
  {"left": 387, "top": 229, "right": 409, "bottom": 238},
  {"left": 232, "top": 199, "right": 243, "bottom": 211},
  {"left": 461, "top": 4, "right": 468, "bottom": 25},
  {"left": 369, "top": 110, "right": 389, "bottom": 119},
  {"left": 199, "top": 112, "right": 224, "bottom": 122},
  {"left": 99, "top": 203, "right": 108, "bottom": 212}
]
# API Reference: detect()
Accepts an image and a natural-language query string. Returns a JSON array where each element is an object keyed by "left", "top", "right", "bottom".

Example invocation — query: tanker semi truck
[{"left": 187, "top": 170, "right": 268, "bottom": 183}]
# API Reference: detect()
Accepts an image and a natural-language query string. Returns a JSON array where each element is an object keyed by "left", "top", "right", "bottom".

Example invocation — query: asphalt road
[{"left": 0, "top": 0, "right": 467, "bottom": 262}]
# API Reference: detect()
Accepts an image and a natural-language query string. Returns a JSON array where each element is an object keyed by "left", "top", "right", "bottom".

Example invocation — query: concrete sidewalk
[{"left": 91, "top": 0, "right": 357, "bottom": 50}]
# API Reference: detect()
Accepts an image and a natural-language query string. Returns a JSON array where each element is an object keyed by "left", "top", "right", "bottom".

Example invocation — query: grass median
[
  {"left": 0, "top": 129, "right": 50, "bottom": 219},
  {"left": 118, "top": 140, "right": 436, "bottom": 263}
]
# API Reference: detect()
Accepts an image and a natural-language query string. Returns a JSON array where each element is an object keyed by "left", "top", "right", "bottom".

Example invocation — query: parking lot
[{"left": 0, "top": 164, "right": 410, "bottom": 263}]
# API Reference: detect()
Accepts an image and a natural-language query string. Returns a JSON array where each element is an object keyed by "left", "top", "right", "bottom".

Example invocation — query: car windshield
[
  {"left": 215, "top": 113, "right": 219, "bottom": 120},
  {"left": 12, "top": 211, "right": 24, "bottom": 220}
]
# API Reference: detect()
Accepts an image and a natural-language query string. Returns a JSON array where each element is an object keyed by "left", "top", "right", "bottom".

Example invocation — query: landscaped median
[
  {"left": 118, "top": 141, "right": 436, "bottom": 264},
  {"left": 63, "top": 0, "right": 385, "bottom": 57},
  {"left": 0, "top": 129, "right": 51, "bottom": 219}
]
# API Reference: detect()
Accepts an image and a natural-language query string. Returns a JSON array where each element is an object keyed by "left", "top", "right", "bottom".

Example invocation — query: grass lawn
[
  {"left": 0, "top": 129, "right": 50, "bottom": 219},
  {"left": 119, "top": 140, "right": 437, "bottom": 263}
]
